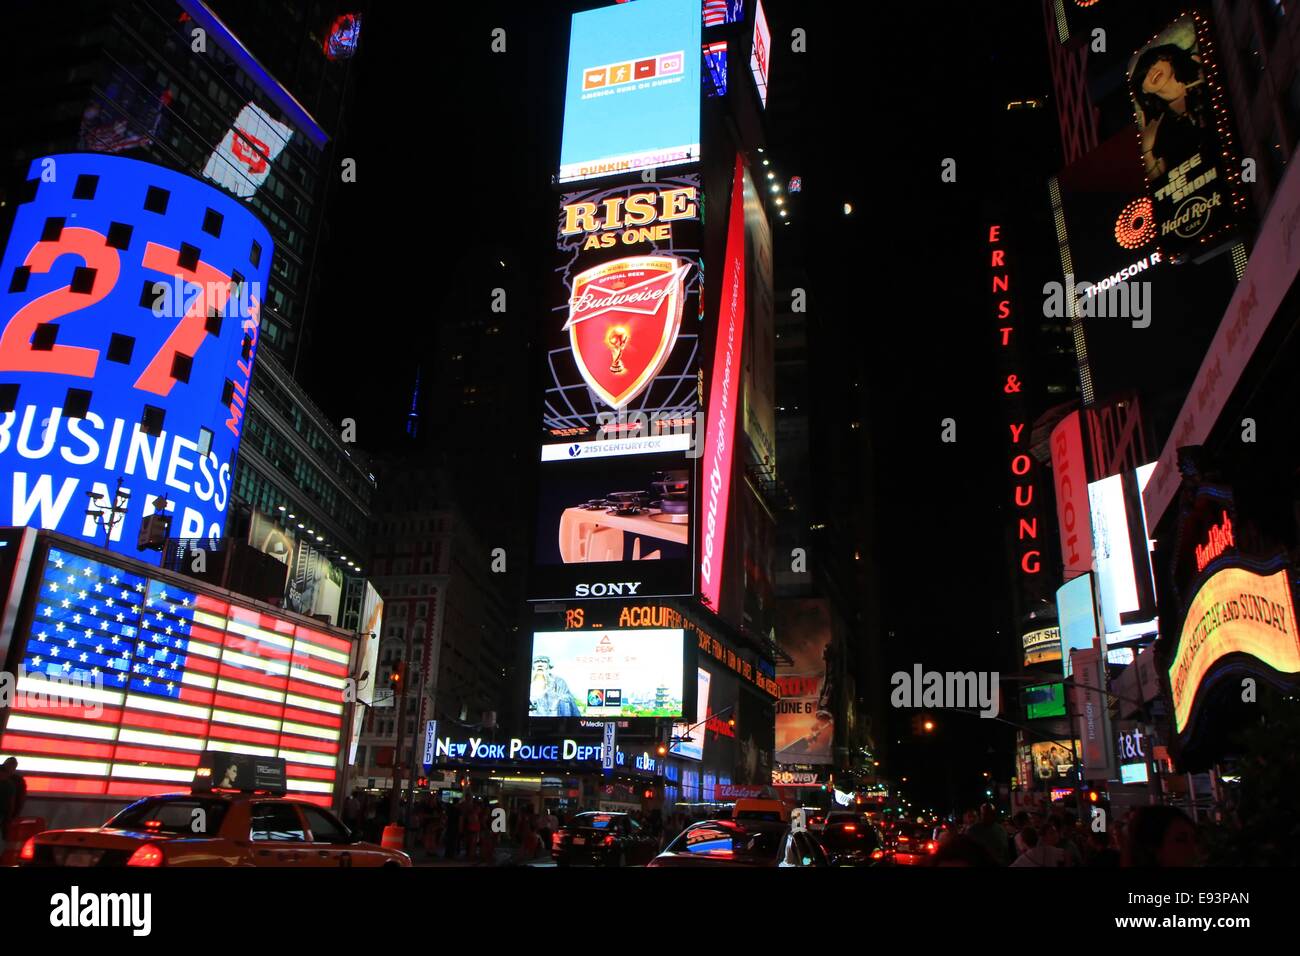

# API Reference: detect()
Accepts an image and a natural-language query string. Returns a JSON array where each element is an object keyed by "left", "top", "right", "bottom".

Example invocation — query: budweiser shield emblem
[{"left": 564, "top": 255, "right": 691, "bottom": 409}]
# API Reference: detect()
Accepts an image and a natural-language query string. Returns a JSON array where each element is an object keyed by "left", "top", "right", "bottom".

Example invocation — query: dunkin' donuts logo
[{"left": 582, "top": 51, "right": 684, "bottom": 91}]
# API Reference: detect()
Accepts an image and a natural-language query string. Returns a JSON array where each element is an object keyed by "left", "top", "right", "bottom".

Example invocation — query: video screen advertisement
[
  {"left": 0, "top": 540, "right": 352, "bottom": 806},
  {"left": 558, "top": 0, "right": 702, "bottom": 184},
  {"left": 1127, "top": 13, "right": 1240, "bottom": 258},
  {"left": 528, "top": 628, "right": 685, "bottom": 719},
  {"left": 0, "top": 153, "right": 273, "bottom": 557},
  {"left": 531, "top": 175, "right": 703, "bottom": 602},
  {"left": 1057, "top": 572, "right": 1099, "bottom": 679}
]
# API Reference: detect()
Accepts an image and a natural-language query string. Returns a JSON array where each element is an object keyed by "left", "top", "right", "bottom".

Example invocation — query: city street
[{"left": 0, "top": 0, "right": 1294, "bottom": 939}]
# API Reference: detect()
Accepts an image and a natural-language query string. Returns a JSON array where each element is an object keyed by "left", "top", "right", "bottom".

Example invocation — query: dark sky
[{"left": 303, "top": 0, "right": 1060, "bottom": 813}]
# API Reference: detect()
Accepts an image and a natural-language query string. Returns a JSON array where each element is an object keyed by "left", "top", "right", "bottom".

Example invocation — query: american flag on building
[
  {"left": 703, "top": 0, "right": 744, "bottom": 27},
  {"left": 0, "top": 547, "right": 352, "bottom": 806}
]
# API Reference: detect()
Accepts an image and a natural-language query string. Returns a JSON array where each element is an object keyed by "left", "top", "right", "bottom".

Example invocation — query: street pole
[
  {"left": 403, "top": 663, "right": 428, "bottom": 850},
  {"left": 388, "top": 625, "right": 417, "bottom": 826}
]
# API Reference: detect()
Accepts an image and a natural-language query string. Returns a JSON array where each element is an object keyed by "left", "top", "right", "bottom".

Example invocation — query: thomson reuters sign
[{"left": 1170, "top": 566, "right": 1300, "bottom": 734}]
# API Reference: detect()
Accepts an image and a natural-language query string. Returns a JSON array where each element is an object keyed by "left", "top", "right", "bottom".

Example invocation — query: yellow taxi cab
[
  {"left": 19, "top": 752, "right": 410, "bottom": 869},
  {"left": 731, "top": 797, "right": 794, "bottom": 823}
]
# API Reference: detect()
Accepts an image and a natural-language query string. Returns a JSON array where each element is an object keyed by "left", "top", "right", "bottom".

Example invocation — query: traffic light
[
  {"left": 389, "top": 662, "right": 406, "bottom": 689},
  {"left": 656, "top": 743, "right": 668, "bottom": 756}
]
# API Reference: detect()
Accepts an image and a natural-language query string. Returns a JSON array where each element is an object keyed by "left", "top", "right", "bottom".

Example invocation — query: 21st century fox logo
[{"left": 50, "top": 887, "right": 151, "bottom": 936}]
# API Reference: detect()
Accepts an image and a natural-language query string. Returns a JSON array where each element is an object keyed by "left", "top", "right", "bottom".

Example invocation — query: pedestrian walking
[
  {"left": 1121, "top": 805, "right": 1199, "bottom": 867},
  {"left": 964, "top": 804, "right": 1010, "bottom": 866},
  {"left": 1010, "top": 826, "right": 1068, "bottom": 867}
]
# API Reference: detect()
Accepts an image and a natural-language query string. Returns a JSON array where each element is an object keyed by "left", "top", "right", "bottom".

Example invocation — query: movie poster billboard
[
  {"left": 1127, "top": 13, "right": 1238, "bottom": 257},
  {"left": 774, "top": 598, "right": 834, "bottom": 765},
  {"left": 532, "top": 175, "right": 702, "bottom": 602},
  {"left": 286, "top": 540, "right": 343, "bottom": 625},
  {"left": 348, "top": 583, "right": 382, "bottom": 763}
]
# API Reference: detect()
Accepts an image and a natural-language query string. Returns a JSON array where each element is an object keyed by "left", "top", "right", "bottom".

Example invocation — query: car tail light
[
  {"left": 603, "top": 835, "right": 616, "bottom": 846},
  {"left": 871, "top": 849, "right": 884, "bottom": 860},
  {"left": 843, "top": 824, "right": 857, "bottom": 832},
  {"left": 926, "top": 841, "right": 938, "bottom": 853},
  {"left": 552, "top": 830, "right": 567, "bottom": 848},
  {"left": 19, "top": 837, "right": 36, "bottom": 862},
  {"left": 126, "top": 844, "right": 165, "bottom": 867},
  {"left": 898, "top": 834, "right": 909, "bottom": 842}
]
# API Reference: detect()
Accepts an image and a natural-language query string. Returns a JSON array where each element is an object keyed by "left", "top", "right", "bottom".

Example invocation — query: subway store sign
[{"left": 1170, "top": 565, "right": 1300, "bottom": 734}]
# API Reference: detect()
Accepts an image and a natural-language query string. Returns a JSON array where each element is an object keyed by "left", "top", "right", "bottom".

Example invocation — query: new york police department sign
[
  {"left": 0, "top": 154, "right": 273, "bottom": 553},
  {"left": 434, "top": 735, "right": 658, "bottom": 771}
]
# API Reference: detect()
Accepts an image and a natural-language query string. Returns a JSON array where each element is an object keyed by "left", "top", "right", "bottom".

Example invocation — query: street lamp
[{"left": 84, "top": 477, "right": 131, "bottom": 549}]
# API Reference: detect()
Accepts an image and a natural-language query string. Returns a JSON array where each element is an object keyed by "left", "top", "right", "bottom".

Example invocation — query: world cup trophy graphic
[{"left": 606, "top": 325, "right": 630, "bottom": 374}]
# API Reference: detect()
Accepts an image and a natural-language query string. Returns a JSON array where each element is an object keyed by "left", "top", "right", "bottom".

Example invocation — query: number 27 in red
[{"left": 0, "top": 225, "right": 239, "bottom": 396}]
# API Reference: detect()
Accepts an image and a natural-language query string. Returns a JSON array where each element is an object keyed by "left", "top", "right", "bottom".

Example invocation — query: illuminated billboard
[
  {"left": 0, "top": 154, "right": 272, "bottom": 556},
  {"left": 703, "top": 0, "right": 744, "bottom": 27},
  {"left": 750, "top": 0, "right": 771, "bottom": 108},
  {"left": 558, "top": 0, "right": 701, "bottom": 183},
  {"left": 1050, "top": 411, "right": 1092, "bottom": 580},
  {"left": 699, "top": 158, "right": 747, "bottom": 611},
  {"left": 0, "top": 543, "right": 350, "bottom": 804},
  {"left": 1025, "top": 682, "right": 1066, "bottom": 720},
  {"left": 532, "top": 176, "right": 702, "bottom": 602},
  {"left": 1032, "top": 740, "right": 1081, "bottom": 779},
  {"left": 528, "top": 628, "right": 685, "bottom": 718},
  {"left": 1088, "top": 469, "right": 1157, "bottom": 644},
  {"left": 774, "top": 598, "right": 833, "bottom": 766},
  {"left": 1170, "top": 565, "right": 1300, "bottom": 735},
  {"left": 1056, "top": 573, "right": 1097, "bottom": 678},
  {"left": 202, "top": 102, "right": 294, "bottom": 200},
  {"left": 704, "top": 40, "right": 728, "bottom": 98},
  {"left": 671, "top": 666, "right": 711, "bottom": 761},
  {"left": 1127, "top": 13, "right": 1239, "bottom": 256},
  {"left": 1023, "top": 626, "right": 1062, "bottom": 665}
]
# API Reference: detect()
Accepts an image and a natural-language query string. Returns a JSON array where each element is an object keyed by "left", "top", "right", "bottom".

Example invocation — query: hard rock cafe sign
[{"left": 564, "top": 255, "right": 691, "bottom": 409}]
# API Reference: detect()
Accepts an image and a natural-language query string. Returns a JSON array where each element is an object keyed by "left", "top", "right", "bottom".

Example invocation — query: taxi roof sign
[{"left": 193, "top": 751, "right": 287, "bottom": 796}]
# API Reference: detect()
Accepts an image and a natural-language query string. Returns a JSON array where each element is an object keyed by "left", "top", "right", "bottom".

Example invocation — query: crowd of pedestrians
[{"left": 930, "top": 801, "right": 1200, "bottom": 867}]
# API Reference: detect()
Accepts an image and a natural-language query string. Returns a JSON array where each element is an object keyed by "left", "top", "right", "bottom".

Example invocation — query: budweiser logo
[
  {"left": 567, "top": 281, "right": 676, "bottom": 324},
  {"left": 564, "top": 256, "right": 690, "bottom": 410}
]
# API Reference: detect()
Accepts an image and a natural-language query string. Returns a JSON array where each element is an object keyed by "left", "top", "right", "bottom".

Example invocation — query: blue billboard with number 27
[{"left": 0, "top": 153, "right": 273, "bottom": 554}]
